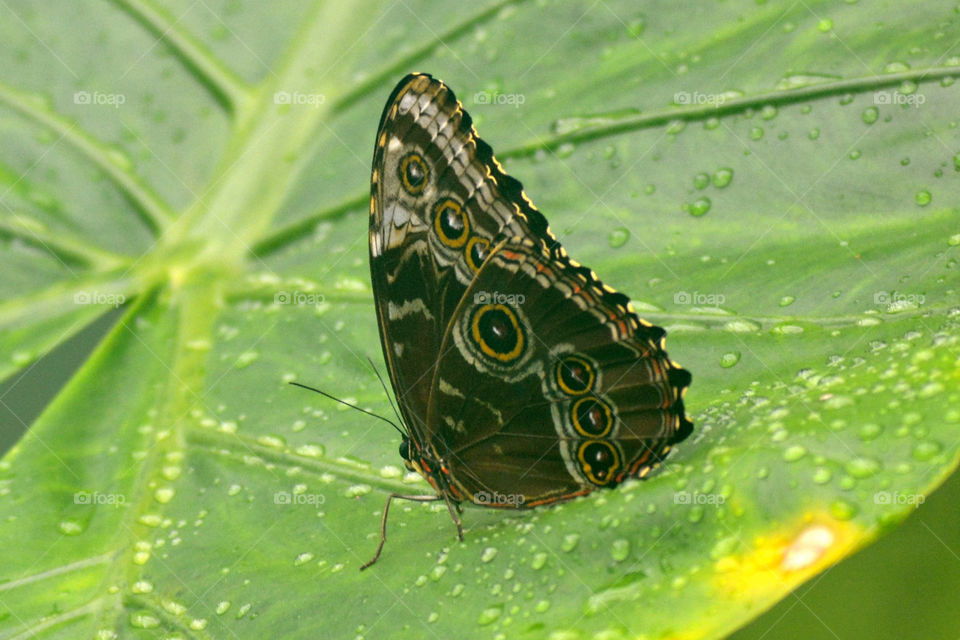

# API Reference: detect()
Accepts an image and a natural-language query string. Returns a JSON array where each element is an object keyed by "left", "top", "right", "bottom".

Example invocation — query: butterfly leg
[
  {"left": 442, "top": 494, "right": 464, "bottom": 542},
  {"left": 360, "top": 493, "right": 444, "bottom": 570}
]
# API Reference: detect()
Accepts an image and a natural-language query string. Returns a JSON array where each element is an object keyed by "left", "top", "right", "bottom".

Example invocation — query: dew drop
[
  {"left": 235, "top": 350, "right": 259, "bottom": 368},
  {"left": 858, "top": 423, "right": 883, "bottom": 441},
  {"left": 830, "top": 500, "right": 857, "bottom": 520},
  {"left": 712, "top": 168, "right": 734, "bottom": 188},
  {"left": 131, "top": 580, "right": 153, "bottom": 594},
  {"left": 845, "top": 457, "right": 881, "bottom": 479},
  {"left": 725, "top": 319, "right": 761, "bottom": 332},
  {"left": 861, "top": 107, "right": 879, "bottom": 124},
  {"left": 912, "top": 441, "right": 943, "bottom": 461},
  {"left": 608, "top": 227, "right": 630, "bottom": 248},
  {"left": 808, "top": 127, "right": 821, "bottom": 140},
  {"left": 531, "top": 552, "right": 548, "bottom": 570},
  {"left": 688, "top": 505, "right": 704, "bottom": 523},
  {"left": 610, "top": 539, "right": 630, "bottom": 562},
  {"left": 480, "top": 546, "right": 498, "bottom": 563},
  {"left": 720, "top": 351, "right": 741, "bottom": 368},
  {"left": 915, "top": 190, "right": 931, "bottom": 206},
  {"left": 783, "top": 445, "right": 807, "bottom": 462},
  {"left": 686, "top": 197, "right": 712, "bottom": 217},
  {"left": 693, "top": 172, "right": 710, "bottom": 190},
  {"left": 59, "top": 519, "right": 85, "bottom": 535},
  {"left": 779, "top": 295, "right": 796, "bottom": 307},
  {"left": 294, "top": 552, "right": 314, "bottom": 566},
  {"left": 344, "top": 484, "right": 371, "bottom": 498},
  {"left": 561, "top": 533, "right": 580, "bottom": 552},
  {"left": 296, "top": 444, "right": 325, "bottom": 458},
  {"left": 154, "top": 487, "right": 175, "bottom": 504},
  {"left": 477, "top": 605, "right": 502, "bottom": 626},
  {"left": 129, "top": 611, "right": 160, "bottom": 629},
  {"left": 812, "top": 467, "right": 832, "bottom": 484}
]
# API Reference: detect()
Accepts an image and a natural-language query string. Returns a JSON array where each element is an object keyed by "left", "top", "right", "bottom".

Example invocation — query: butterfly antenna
[
  {"left": 288, "top": 382, "right": 404, "bottom": 436},
  {"left": 365, "top": 356, "right": 405, "bottom": 429}
]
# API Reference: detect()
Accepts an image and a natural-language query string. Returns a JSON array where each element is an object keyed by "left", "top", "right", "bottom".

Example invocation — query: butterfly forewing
[{"left": 370, "top": 74, "right": 548, "bottom": 444}]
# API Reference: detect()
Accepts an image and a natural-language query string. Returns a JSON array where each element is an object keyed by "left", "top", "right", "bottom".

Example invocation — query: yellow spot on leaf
[{"left": 714, "top": 512, "right": 861, "bottom": 600}]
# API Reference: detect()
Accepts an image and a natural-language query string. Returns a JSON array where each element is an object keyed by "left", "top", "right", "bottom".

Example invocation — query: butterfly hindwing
[{"left": 423, "top": 237, "right": 692, "bottom": 505}]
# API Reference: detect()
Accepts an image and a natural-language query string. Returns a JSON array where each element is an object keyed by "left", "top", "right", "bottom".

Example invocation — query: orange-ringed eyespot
[
  {"left": 471, "top": 304, "right": 524, "bottom": 362},
  {"left": 578, "top": 440, "right": 620, "bottom": 485},
  {"left": 399, "top": 153, "right": 428, "bottom": 195},
  {"left": 556, "top": 355, "right": 595, "bottom": 395},
  {"left": 432, "top": 198, "right": 468, "bottom": 247},
  {"left": 571, "top": 396, "right": 613, "bottom": 437}
]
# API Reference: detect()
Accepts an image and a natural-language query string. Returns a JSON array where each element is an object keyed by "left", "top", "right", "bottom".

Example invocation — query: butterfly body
[{"left": 364, "top": 73, "right": 691, "bottom": 565}]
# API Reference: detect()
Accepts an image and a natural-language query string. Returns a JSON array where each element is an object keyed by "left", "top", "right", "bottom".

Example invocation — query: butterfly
[{"left": 364, "top": 73, "right": 692, "bottom": 569}]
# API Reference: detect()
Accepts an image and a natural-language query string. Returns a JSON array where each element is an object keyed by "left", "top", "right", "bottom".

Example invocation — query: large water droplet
[
  {"left": 477, "top": 605, "right": 502, "bottom": 626},
  {"left": 712, "top": 168, "right": 734, "bottom": 188},
  {"left": 608, "top": 227, "right": 630, "bottom": 248},
  {"left": 912, "top": 440, "right": 943, "bottom": 461},
  {"left": 783, "top": 445, "right": 807, "bottom": 462},
  {"left": 845, "top": 457, "right": 881, "bottom": 478},
  {"left": 686, "top": 197, "right": 711, "bottom": 217},
  {"left": 610, "top": 539, "right": 630, "bottom": 562},
  {"left": 720, "top": 352, "right": 741, "bottom": 368},
  {"left": 561, "top": 533, "right": 580, "bottom": 552},
  {"left": 129, "top": 611, "right": 160, "bottom": 629},
  {"left": 59, "top": 519, "right": 85, "bottom": 535},
  {"left": 830, "top": 500, "right": 857, "bottom": 520}
]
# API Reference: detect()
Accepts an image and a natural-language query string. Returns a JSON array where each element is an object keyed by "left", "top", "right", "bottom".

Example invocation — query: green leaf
[{"left": 2, "top": 1, "right": 959, "bottom": 638}]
